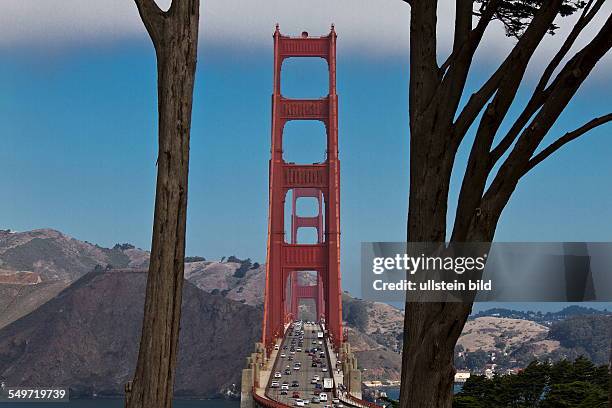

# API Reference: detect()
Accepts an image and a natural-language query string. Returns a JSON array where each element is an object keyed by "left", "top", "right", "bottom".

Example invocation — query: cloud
[{"left": 0, "top": 0, "right": 609, "bottom": 69}]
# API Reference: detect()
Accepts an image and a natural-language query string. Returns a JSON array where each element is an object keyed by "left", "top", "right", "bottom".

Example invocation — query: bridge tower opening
[{"left": 262, "top": 24, "right": 343, "bottom": 352}]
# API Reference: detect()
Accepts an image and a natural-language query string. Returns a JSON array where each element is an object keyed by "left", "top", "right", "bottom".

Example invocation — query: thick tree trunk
[
  {"left": 400, "top": 157, "right": 498, "bottom": 408},
  {"left": 399, "top": 2, "right": 611, "bottom": 407},
  {"left": 399, "top": 132, "right": 490, "bottom": 408},
  {"left": 125, "top": 2, "right": 200, "bottom": 408},
  {"left": 609, "top": 337, "right": 611, "bottom": 408},
  {"left": 400, "top": 302, "right": 471, "bottom": 408}
]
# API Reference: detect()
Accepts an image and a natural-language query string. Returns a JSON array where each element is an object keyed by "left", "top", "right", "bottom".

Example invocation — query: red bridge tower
[{"left": 262, "top": 25, "right": 343, "bottom": 351}]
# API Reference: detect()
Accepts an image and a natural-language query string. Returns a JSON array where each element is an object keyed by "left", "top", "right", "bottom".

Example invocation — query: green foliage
[
  {"left": 379, "top": 396, "right": 400, "bottom": 408},
  {"left": 541, "top": 381, "right": 607, "bottom": 408},
  {"left": 342, "top": 297, "right": 369, "bottom": 331},
  {"left": 184, "top": 256, "right": 206, "bottom": 263},
  {"left": 113, "top": 243, "right": 135, "bottom": 251},
  {"left": 465, "top": 349, "right": 490, "bottom": 371},
  {"left": 548, "top": 316, "right": 612, "bottom": 364},
  {"left": 453, "top": 396, "right": 487, "bottom": 408},
  {"left": 454, "top": 357, "right": 610, "bottom": 407},
  {"left": 230, "top": 257, "right": 253, "bottom": 278},
  {"left": 474, "top": 0, "right": 586, "bottom": 38}
]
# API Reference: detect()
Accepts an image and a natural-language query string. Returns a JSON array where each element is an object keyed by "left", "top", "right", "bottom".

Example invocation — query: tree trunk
[
  {"left": 398, "top": 2, "right": 611, "bottom": 406},
  {"left": 125, "top": 1, "right": 200, "bottom": 408},
  {"left": 399, "top": 155, "right": 499, "bottom": 408},
  {"left": 608, "top": 337, "right": 611, "bottom": 408}
]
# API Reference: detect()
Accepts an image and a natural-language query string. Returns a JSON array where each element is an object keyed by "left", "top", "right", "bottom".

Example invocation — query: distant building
[{"left": 454, "top": 372, "right": 471, "bottom": 383}]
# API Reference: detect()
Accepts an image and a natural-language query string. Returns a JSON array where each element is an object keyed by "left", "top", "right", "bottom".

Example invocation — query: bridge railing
[
  {"left": 339, "top": 391, "right": 386, "bottom": 408},
  {"left": 252, "top": 387, "right": 292, "bottom": 408}
]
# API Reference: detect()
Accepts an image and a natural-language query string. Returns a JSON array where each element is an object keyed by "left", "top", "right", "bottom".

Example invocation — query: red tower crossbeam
[{"left": 262, "top": 25, "right": 343, "bottom": 352}]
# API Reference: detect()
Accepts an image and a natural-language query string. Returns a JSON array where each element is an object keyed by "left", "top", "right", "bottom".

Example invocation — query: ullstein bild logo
[{"left": 371, "top": 279, "right": 492, "bottom": 292}]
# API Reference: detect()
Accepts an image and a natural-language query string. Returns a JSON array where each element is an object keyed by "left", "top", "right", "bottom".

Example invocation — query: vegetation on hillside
[
  {"left": 547, "top": 315, "right": 611, "bottom": 365},
  {"left": 454, "top": 357, "right": 610, "bottom": 407},
  {"left": 342, "top": 295, "right": 369, "bottom": 331}
]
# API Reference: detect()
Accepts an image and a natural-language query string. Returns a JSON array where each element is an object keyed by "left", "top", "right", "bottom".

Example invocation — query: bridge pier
[
  {"left": 341, "top": 342, "right": 363, "bottom": 399},
  {"left": 240, "top": 367, "right": 254, "bottom": 408},
  {"left": 241, "top": 342, "right": 268, "bottom": 408}
]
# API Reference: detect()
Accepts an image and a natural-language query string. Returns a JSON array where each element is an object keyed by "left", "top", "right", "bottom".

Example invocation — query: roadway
[{"left": 266, "top": 322, "right": 336, "bottom": 406}]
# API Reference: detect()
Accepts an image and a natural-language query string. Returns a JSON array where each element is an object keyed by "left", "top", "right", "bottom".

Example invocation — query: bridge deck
[
  {"left": 265, "top": 322, "right": 336, "bottom": 405},
  {"left": 256, "top": 321, "right": 383, "bottom": 407}
]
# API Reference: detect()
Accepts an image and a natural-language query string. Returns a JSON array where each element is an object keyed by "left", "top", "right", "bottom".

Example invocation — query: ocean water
[{"left": 0, "top": 399, "right": 239, "bottom": 408}]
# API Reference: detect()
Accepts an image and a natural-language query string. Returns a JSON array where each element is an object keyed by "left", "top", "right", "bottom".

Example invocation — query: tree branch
[
  {"left": 450, "top": 1, "right": 565, "bottom": 241},
  {"left": 409, "top": 1, "right": 440, "bottom": 120},
  {"left": 453, "top": 0, "right": 564, "bottom": 138},
  {"left": 524, "top": 113, "right": 612, "bottom": 174},
  {"left": 441, "top": 0, "right": 499, "bottom": 75},
  {"left": 480, "top": 12, "right": 612, "bottom": 224},
  {"left": 452, "top": 0, "right": 474, "bottom": 56},
  {"left": 489, "top": 0, "right": 605, "bottom": 164},
  {"left": 432, "top": 0, "right": 501, "bottom": 139},
  {"left": 134, "top": 0, "right": 166, "bottom": 45},
  {"left": 535, "top": 0, "right": 603, "bottom": 96}
]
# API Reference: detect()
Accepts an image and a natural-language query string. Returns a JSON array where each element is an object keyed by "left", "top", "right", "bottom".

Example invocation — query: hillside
[
  {"left": 458, "top": 317, "right": 552, "bottom": 352},
  {"left": 0, "top": 228, "right": 608, "bottom": 387},
  {"left": 0, "top": 280, "right": 69, "bottom": 329},
  {"left": 547, "top": 314, "right": 611, "bottom": 365},
  {"left": 342, "top": 294, "right": 403, "bottom": 380},
  {"left": 0, "top": 229, "right": 150, "bottom": 330},
  {"left": 185, "top": 258, "right": 265, "bottom": 305},
  {"left": 0, "top": 269, "right": 262, "bottom": 398},
  {"left": 0, "top": 229, "right": 149, "bottom": 282}
]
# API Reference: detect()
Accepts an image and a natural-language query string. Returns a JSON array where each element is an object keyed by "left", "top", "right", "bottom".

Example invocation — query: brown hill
[
  {"left": 458, "top": 316, "right": 552, "bottom": 352},
  {"left": 0, "top": 269, "right": 262, "bottom": 398},
  {"left": 185, "top": 259, "right": 265, "bottom": 305},
  {"left": 0, "top": 229, "right": 149, "bottom": 282},
  {"left": 0, "top": 280, "right": 69, "bottom": 329}
]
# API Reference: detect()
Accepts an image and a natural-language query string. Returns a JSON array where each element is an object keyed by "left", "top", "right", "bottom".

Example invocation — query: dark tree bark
[
  {"left": 125, "top": 1, "right": 200, "bottom": 408},
  {"left": 400, "top": 1, "right": 611, "bottom": 407}
]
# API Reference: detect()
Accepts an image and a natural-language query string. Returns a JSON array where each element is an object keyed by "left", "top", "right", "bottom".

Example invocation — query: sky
[{"left": 0, "top": 1, "right": 611, "bottom": 311}]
